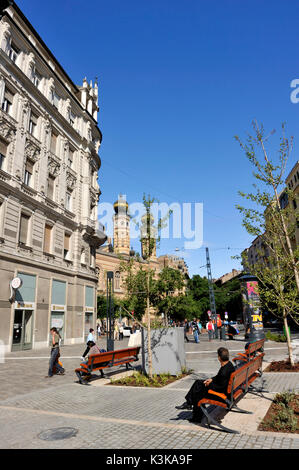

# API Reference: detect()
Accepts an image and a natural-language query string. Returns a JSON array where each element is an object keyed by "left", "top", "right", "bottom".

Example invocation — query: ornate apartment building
[{"left": 0, "top": 1, "right": 106, "bottom": 351}]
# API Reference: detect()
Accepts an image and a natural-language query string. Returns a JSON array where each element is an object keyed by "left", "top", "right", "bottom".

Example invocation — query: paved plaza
[{"left": 0, "top": 333, "right": 299, "bottom": 450}]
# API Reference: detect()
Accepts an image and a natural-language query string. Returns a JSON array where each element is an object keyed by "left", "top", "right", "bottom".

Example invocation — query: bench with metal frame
[
  {"left": 75, "top": 346, "right": 140, "bottom": 385},
  {"left": 232, "top": 338, "right": 265, "bottom": 366},
  {"left": 197, "top": 353, "right": 265, "bottom": 434}
]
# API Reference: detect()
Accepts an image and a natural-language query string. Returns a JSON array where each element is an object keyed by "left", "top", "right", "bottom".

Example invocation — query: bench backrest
[
  {"left": 227, "top": 352, "right": 264, "bottom": 395},
  {"left": 87, "top": 346, "right": 140, "bottom": 367},
  {"left": 227, "top": 362, "right": 249, "bottom": 393},
  {"left": 246, "top": 339, "right": 265, "bottom": 356}
]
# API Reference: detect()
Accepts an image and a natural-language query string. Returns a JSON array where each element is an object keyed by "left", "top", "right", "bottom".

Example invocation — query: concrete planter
[{"left": 142, "top": 327, "right": 186, "bottom": 375}]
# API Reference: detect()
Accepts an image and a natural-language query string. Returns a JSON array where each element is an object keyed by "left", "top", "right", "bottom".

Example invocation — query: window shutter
[
  {"left": 47, "top": 175, "right": 54, "bottom": 199},
  {"left": 64, "top": 233, "right": 70, "bottom": 250},
  {"left": 50, "top": 133, "right": 57, "bottom": 153},
  {"left": 19, "top": 214, "right": 29, "bottom": 244},
  {"left": 44, "top": 225, "right": 52, "bottom": 253},
  {"left": 25, "top": 159, "right": 33, "bottom": 174}
]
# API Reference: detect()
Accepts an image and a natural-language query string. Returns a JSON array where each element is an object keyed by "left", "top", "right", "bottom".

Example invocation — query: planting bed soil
[
  {"left": 109, "top": 372, "right": 190, "bottom": 387},
  {"left": 264, "top": 360, "right": 299, "bottom": 372},
  {"left": 258, "top": 394, "right": 299, "bottom": 433}
]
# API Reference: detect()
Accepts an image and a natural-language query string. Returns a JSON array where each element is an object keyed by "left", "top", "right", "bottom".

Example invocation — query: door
[{"left": 12, "top": 310, "right": 33, "bottom": 351}]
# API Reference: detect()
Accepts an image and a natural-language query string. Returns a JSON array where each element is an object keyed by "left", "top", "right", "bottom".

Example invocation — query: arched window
[{"left": 114, "top": 271, "right": 120, "bottom": 291}]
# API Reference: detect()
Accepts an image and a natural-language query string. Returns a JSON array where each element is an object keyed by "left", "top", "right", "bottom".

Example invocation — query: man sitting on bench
[{"left": 176, "top": 347, "right": 235, "bottom": 423}]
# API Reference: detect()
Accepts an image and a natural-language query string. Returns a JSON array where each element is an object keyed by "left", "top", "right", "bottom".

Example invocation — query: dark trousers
[
  {"left": 48, "top": 348, "right": 64, "bottom": 376},
  {"left": 82, "top": 345, "right": 90, "bottom": 358},
  {"left": 185, "top": 379, "right": 208, "bottom": 407}
]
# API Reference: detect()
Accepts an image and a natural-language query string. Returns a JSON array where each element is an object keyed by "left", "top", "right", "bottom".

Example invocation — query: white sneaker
[{"left": 81, "top": 357, "right": 85, "bottom": 361}]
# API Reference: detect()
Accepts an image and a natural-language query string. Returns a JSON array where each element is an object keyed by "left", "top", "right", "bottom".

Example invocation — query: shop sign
[
  {"left": 14, "top": 301, "right": 35, "bottom": 310},
  {"left": 51, "top": 304, "right": 65, "bottom": 312}
]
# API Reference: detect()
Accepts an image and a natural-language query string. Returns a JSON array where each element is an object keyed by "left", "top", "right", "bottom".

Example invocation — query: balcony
[{"left": 82, "top": 220, "right": 107, "bottom": 247}]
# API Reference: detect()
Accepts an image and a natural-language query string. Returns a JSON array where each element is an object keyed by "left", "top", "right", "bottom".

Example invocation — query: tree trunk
[
  {"left": 283, "top": 309, "right": 294, "bottom": 366},
  {"left": 147, "top": 269, "right": 153, "bottom": 378}
]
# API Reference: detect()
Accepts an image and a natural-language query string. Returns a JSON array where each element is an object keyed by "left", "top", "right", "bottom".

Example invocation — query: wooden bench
[
  {"left": 232, "top": 339, "right": 265, "bottom": 366},
  {"left": 197, "top": 352, "right": 265, "bottom": 433},
  {"left": 75, "top": 346, "right": 140, "bottom": 385}
]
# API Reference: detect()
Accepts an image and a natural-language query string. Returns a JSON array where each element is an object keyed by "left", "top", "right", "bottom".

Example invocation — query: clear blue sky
[{"left": 17, "top": 0, "right": 299, "bottom": 278}]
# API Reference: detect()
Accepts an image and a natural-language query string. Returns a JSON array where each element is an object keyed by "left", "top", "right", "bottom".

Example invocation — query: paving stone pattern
[{"left": 0, "top": 335, "right": 299, "bottom": 449}]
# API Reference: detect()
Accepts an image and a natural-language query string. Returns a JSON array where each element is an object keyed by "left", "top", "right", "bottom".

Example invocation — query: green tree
[
  {"left": 235, "top": 121, "right": 299, "bottom": 365},
  {"left": 155, "top": 267, "right": 185, "bottom": 323}
]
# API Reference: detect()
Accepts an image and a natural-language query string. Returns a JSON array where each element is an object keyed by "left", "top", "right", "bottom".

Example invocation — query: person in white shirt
[
  {"left": 81, "top": 328, "right": 95, "bottom": 360},
  {"left": 206, "top": 320, "right": 214, "bottom": 342}
]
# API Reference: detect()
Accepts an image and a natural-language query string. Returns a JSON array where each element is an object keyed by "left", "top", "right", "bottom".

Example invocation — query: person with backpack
[
  {"left": 206, "top": 319, "right": 214, "bottom": 342},
  {"left": 45, "top": 327, "right": 65, "bottom": 378}
]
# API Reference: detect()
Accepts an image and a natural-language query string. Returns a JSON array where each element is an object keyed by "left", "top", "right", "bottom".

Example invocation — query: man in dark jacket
[{"left": 176, "top": 347, "right": 235, "bottom": 422}]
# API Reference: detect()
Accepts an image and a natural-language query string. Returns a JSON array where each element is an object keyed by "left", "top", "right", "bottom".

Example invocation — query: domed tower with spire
[{"left": 113, "top": 194, "right": 130, "bottom": 255}]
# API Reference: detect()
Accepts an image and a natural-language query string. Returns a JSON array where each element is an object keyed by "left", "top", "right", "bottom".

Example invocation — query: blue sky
[{"left": 17, "top": 0, "right": 299, "bottom": 278}]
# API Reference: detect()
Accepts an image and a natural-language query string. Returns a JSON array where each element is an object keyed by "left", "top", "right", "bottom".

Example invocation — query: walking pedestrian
[
  {"left": 45, "top": 327, "right": 65, "bottom": 378},
  {"left": 206, "top": 319, "right": 214, "bottom": 342},
  {"left": 81, "top": 328, "right": 95, "bottom": 361},
  {"left": 119, "top": 323, "right": 124, "bottom": 340},
  {"left": 114, "top": 321, "right": 119, "bottom": 341},
  {"left": 184, "top": 319, "right": 190, "bottom": 343},
  {"left": 192, "top": 319, "right": 200, "bottom": 343},
  {"left": 97, "top": 323, "right": 101, "bottom": 339},
  {"left": 197, "top": 320, "right": 202, "bottom": 335}
]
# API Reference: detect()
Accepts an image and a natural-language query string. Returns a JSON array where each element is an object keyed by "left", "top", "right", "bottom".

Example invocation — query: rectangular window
[
  {"left": 8, "top": 43, "right": 19, "bottom": 63},
  {"left": 28, "top": 112, "right": 38, "bottom": 136},
  {"left": 19, "top": 213, "right": 30, "bottom": 245},
  {"left": 53, "top": 92, "right": 60, "bottom": 109},
  {"left": 2, "top": 87, "right": 14, "bottom": 115},
  {"left": 68, "top": 148, "right": 74, "bottom": 168},
  {"left": 33, "top": 70, "right": 42, "bottom": 88},
  {"left": 24, "top": 160, "right": 33, "bottom": 186},
  {"left": 64, "top": 233, "right": 70, "bottom": 259},
  {"left": 66, "top": 192, "right": 72, "bottom": 211},
  {"left": 43, "top": 224, "right": 52, "bottom": 253},
  {"left": 50, "top": 132, "right": 57, "bottom": 154},
  {"left": 0, "top": 138, "right": 7, "bottom": 171},
  {"left": 47, "top": 175, "right": 55, "bottom": 200},
  {"left": 69, "top": 111, "right": 75, "bottom": 126}
]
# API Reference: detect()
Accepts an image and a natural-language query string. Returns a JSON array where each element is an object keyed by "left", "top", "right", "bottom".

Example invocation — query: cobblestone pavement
[{"left": 0, "top": 334, "right": 298, "bottom": 449}]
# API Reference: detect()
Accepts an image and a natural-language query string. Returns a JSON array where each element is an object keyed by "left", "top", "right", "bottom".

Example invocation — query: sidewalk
[{"left": 0, "top": 334, "right": 298, "bottom": 449}]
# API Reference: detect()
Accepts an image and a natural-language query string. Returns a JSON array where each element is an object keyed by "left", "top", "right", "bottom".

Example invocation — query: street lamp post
[
  {"left": 106, "top": 271, "right": 114, "bottom": 351},
  {"left": 240, "top": 273, "right": 265, "bottom": 343}
]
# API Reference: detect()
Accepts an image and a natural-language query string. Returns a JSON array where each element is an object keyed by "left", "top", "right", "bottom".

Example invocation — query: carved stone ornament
[
  {"left": 0, "top": 20, "right": 11, "bottom": 41},
  {"left": 0, "top": 115, "right": 16, "bottom": 141},
  {"left": 66, "top": 170, "right": 76, "bottom": 190},
  {"left": 25, "top": 139, "right": 40, "bottom": 162},
  {"left": 48, "top": 155, "right": 60, "bottom": 177}
]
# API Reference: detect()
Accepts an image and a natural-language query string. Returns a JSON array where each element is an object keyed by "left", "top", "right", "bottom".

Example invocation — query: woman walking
[{"left": 45, "top": 327, "right": 65, "bottom": 378}]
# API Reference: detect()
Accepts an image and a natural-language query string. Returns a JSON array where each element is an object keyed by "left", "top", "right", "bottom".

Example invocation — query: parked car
[{"left": 123, "top": 326, "right": 132, "bottom": 337}]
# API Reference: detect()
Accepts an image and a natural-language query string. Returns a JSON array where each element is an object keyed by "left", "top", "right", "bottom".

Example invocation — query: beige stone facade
[
  {"left": 0, "top": 1, "right": 106, "bottom": 351},
  {"left": 242, "top": 161, "right": 299, "bottom": 268}
]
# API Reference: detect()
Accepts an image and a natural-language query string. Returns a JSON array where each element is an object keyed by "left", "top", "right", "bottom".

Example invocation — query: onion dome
[{"left": 113, "top": 195, "right": 129, "bottom": 214}]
